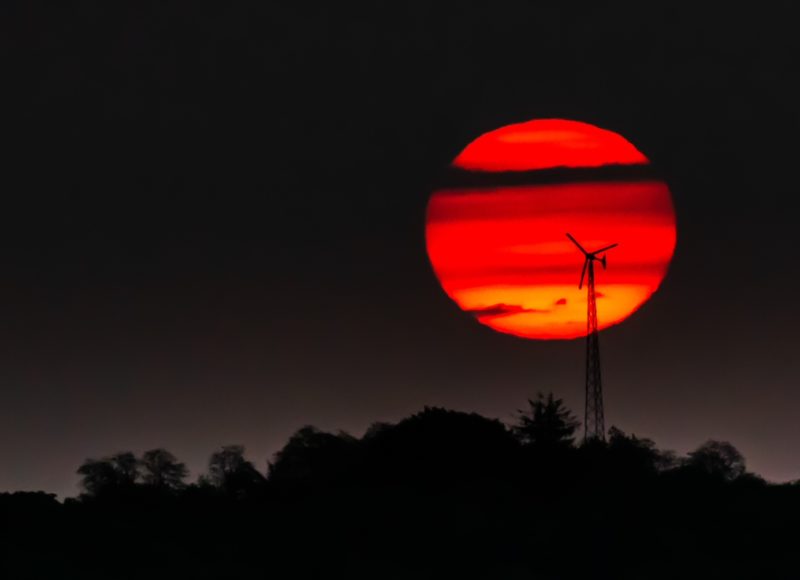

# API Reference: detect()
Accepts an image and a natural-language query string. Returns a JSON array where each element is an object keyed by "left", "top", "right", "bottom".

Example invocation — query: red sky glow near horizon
[{"left": 426, "top": 119, "right": 677, "bottom": 340}]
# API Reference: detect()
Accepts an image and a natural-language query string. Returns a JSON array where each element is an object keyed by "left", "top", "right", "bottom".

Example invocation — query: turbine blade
[
  {"left": 592, "top": 243, "right": 619, "bottom": 254},
  {"left": 566, "top": 233, "right": 588, "bottom": 255},
  {"left": 579, "top": 260, "right": 588, "bottom": 289},
  {"left": 601, "top": 254, "right": 607, "bottom": 270}
]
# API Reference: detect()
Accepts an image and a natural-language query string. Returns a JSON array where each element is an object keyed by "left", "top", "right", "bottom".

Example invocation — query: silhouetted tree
[
  {"left": 77, "top": 460, "right": 117, "bottom": 496},
  {"left": 110, "top": 452, "right": 138, "bottom": 482},
  {"left": 268, "top": 426, "right": 358, "bottom": 487},
  {"left": 362, "top": 421, "right": 392, "bottom": 439},
  {"left": 0, "top": 491, "right": 60, "bottom": 513},
  {"left": 513, "top": 392, "right": 580, "bottom": 449},
  {"left": 362, "top": 407, "right": 519, "bottom": 484},
  {"left": 203, "top": 445, "right": 265, "bottom": 497},
  {"left": 684, "top": 440, "right": 746, "bottom": 481},
  {"left": 77, "top": 452, "right": 138, "bottom": 496},
  {"left": 606, "top": 426, "right": 676, "bottom": 477},
  {"left": 140, "top": 449, "right": 188, "bottom": 490}
]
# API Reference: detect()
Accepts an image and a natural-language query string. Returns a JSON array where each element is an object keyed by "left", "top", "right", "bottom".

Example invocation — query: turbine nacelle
[{"left": 566, "top": 233, "right": 618, "bottom": 289}]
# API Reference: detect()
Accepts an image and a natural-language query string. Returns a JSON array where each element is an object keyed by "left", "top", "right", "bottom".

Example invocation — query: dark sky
[{"left": 2, "top": 2, "right": 799, "bottom": 498}]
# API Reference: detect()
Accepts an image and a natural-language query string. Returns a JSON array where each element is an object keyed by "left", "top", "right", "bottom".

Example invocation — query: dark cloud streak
[{"left": 467, "top": 304, "right": 551, "bottom": 318}]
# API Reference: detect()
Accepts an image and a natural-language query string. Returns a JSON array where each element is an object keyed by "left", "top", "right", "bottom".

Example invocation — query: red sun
[{"left": 425, "top": 119, "right": 676, "bottom": 340}]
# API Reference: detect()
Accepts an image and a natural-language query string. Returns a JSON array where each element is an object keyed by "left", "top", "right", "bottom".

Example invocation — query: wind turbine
[{"left": 566, "top": 233, "right": 619, "bottom": 442}]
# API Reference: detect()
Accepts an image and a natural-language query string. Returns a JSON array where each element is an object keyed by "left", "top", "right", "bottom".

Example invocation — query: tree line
[
  {"left": 1, "top": 394, "right": 795, "bottom": 580},
  {"left": 69, "top": 393, "right": 753, "bottom": 500}
]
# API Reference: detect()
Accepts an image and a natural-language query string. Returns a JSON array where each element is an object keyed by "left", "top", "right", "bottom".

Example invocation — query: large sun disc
[{"left": 425, "top": 118, "right": 676, "bottom": 340}]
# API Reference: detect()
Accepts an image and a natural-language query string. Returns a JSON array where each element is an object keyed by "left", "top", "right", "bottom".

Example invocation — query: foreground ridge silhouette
[{"left": 0, "top": 396, "right": 796, "bottom": 580}]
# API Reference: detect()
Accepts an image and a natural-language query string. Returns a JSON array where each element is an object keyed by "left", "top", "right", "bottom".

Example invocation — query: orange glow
[{"left": 426, "top": 119, "right": 676, "bottom": 340}]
